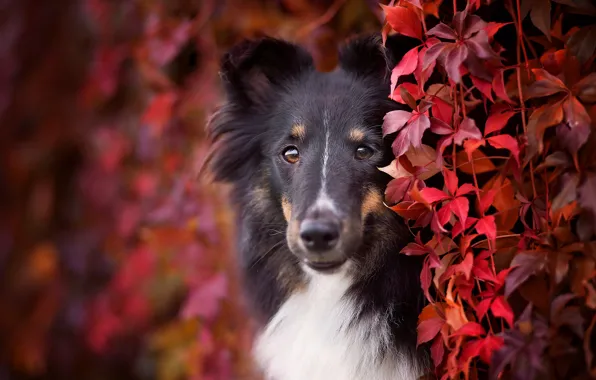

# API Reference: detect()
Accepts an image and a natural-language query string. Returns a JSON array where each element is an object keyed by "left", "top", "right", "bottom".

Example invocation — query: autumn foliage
[{"left": 380, "top": 0, "right": 596, "bottom": 378}]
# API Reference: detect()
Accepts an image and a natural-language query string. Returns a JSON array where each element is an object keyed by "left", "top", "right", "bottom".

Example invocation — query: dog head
[{"left": 209, "top": 35, "right": 416, "bottom": 273}]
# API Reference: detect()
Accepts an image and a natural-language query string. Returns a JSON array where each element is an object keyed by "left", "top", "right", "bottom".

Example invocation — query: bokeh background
[{"left": 0, "top": 1, "right": 392, "bottom": 379}]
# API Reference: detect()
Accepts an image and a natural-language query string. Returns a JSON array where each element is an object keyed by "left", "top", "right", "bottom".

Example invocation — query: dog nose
[{"left": 299, "top": 219, "right": 340, "bottom": 252}]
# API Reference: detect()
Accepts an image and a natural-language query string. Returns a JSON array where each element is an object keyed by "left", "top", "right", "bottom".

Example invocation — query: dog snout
[{"left": 299, "top": 219, "right": 340, "bottom": 252}]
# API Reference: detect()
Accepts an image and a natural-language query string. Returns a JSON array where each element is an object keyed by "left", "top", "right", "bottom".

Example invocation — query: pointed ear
[
  {"left": 338, "top": 33, "right": 420, "bottom": 80},
  {"left": 220, "top": 37, "right": 314, "bottom": 106}
]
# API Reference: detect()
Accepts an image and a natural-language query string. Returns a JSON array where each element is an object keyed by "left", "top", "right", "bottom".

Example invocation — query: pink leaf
[
  {"left": 383, "top": 110, "right": 412, "bottom": 136},
  {"left": 442, "top": 44, "right": 469, "bottom": 83},
  {"left": 427, "top": 23, "right": 458, "bottom": 40},
  {"left": 456, "top": 183, "right": 476, "bottom": 197},
  {"left": 392, "top": 83, "right": 423, "bottom": 103},
  {"left": 431, "top": 336, "right": 445, "bottom": 367},
  {"left": 423, "top": 42, "right": 449, "bottom": 71},
  {"left": 493, "top": 69, "right": 514, "bottom": 104},
  {"left": 386, "top": 177, "right": 414, "bottom": 204},
  {"left": 392, "top": 113, "right": 431, "bottom": 157},
  {"left": 181, "top": 273, "right": 228, "bottom": 320},
  {"left": 454, "top": 117, "right": 482, "bottom": 145},
  {"left": 431, "top": 97, "right": 454, "bottom": 125}
]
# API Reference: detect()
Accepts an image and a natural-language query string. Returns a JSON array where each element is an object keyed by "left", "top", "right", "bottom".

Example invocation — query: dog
[{"left": 208, "top": 34, "right": 429, "bottom": 380}]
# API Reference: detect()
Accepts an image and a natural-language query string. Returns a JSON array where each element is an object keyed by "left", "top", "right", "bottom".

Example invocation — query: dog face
[{"left": 210, "top": 35, "right": 414, "bottom": 273}]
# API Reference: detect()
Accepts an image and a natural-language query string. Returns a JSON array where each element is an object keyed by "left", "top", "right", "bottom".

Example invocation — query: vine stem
[{"left": 513, "top": 0, "right": 537, "bottom": 200}]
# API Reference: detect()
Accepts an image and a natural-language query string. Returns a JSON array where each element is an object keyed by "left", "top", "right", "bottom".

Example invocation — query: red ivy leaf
[
  {"left": 491, "top": 296, "right": 514, "bottom": 326},
  {"left": 423, "top": 42, "right": 449, "bottom": 71},
  {"left": 392, "top": 83, "right": 423, "bottom": 103},
  {"left": 443, "top": 168, "right": 458, "bottom": 195},
  {"left": 487, "top": 135, "right": 520, "bottom": 164},
  {"left": 485, "top": 111, "right": 516, "bottom": 136},
  {"left": 419, "top": 187, "right": 451, "bottom": 203},
  {"left": 456, "top": 184, "right": 476, "bottom": 197},
  {"left": 386, "top": 177, "right": 414, "bottom": 204},
  {"left": 417, "top": 317, "right": 444, "bottom": 346},
  {"left": 573, "top": 72, "right": 596, "bottom": 103},
  {"left": 471, "top": 76, "right": 494, "bottom": 101},
  {"left": 454, "top": 251, "right": 474, "bottom": 280},
  {"left": 451, "top": 197, "right": 470, "bottom": 227},
  {"left": 430, "top": 336, "right": 445, "bottom": 367},
  {"left": 390, "top": 47, "right": 420, "bottom": 96},
  {"left": 452, "top": 322, "right": 486, "bottom": 337},
  {"left": 493, "top": 69, "right": 514, "bottom": 104},
  {"left": 382, "top": 5, "right": 423, "bottom": 40},
  {"left": 475, "top": 215, "right": 496, "bottom": 244},
  {"left": 526, "top": 69, "right": 568, "bottom": 99}
]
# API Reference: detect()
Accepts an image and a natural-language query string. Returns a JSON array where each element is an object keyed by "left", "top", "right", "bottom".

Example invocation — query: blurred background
[{"left": 0, "top": 0, "right": 391, "bottom": 379}]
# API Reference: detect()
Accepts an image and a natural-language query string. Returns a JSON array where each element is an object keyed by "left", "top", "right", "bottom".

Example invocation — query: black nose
[{"left": 299, "top": 219, "right": 340, "bottom": 252}]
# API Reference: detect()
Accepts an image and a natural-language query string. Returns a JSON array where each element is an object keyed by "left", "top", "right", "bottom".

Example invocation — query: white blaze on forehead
[{"left": 315, "top": 108, "right": 338, "bottom": 213}]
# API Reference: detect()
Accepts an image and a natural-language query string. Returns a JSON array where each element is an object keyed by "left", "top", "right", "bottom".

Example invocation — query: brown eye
[
  {"left": 282, "top": 146, "right": 300, "bottom": 164},
  {"left": 355, "top": 145, "right": 374, "bottom": 160}
]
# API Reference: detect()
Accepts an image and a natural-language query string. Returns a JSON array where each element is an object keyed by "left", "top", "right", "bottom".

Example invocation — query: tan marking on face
[
  {"left": 290, "top": 124, "right": 306, "bottom": 140},
  {"left": 361, "top": 188, "right": 384, "bottom": 220},
  {"left": 348, "top": 128, "right": 365, "bottom": 142},
  {"left": 281, "top": 196, "right": 292, "bottom": 221}
]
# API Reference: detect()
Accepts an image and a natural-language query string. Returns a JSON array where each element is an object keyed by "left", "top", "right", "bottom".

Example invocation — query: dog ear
[
  {"left": 220, "top": 37, "right": 314, "bottom": 106},
  {"left": 339, "top": 33, "right": 420, "bottom": 80}
]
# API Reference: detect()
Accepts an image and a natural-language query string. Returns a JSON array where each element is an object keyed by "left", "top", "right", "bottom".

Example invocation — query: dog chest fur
[{"left": 254, "top": 267, "right": 422, "bottom": 380}]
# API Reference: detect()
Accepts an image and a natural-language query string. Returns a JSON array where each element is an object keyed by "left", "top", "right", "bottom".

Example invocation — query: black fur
[{"left": 208, "top": 33, "right": 428, "bottom": 370}]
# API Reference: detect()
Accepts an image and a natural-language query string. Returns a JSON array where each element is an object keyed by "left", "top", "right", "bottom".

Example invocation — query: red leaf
[
  {"left": 485, "top": 22, "right": 510, "bottom": 40},
  {"left": 579, "top": 174, "right": 596, "bottom": 216},
  {"left": 485, "top": 111, "right": 516, "bottom": 136},
  {"left": 454, "top": 251, "right": 474, "bottom": 281},
  {"left": 471, "top": 76, "right": 494, "bottom": 102},
  {"left": 454, "top": 117, "right": 482, "bottom": 145},
  {"left": 443, "top": 169, "right": 458, "bottom": 195},
  {"left": 574, "top": 72, "right": 596, "bottom": 103},
  {"left": 392, "top": 83, "right": 423, "bottom": 103},
  {"left": 415, "top": 47, "right": 435, "bottom": 86},
  {"left": 475, "top": 215, "right": 496, "bottom": 243},
  {"left": 487, "top": 135, "right": 520, "bottom": 164},
  {"left": 451, "top": 197, "right": 470, "bottom": 227},
  {"left": 431, "top": 97, "right": 454, "bottom": 125},
  {"left": 475, "top": 298, "right": 492, "bottom": 320},
  {"left": 452, "top": 217, "right": 477, "bottom": 238},
  {"left": 491, "top": 296, "right": 514, "bottom": 326},
  {"left": 383, "top": 110, "right": 412, "bottom": 136},
  {"left": 420, "top": 256, "right": 439, "bottom": 301},
  {"left": 479, "top": 335, "right": 504, "bottom": 364},
  {"left": 427, "top": 23, "right": 458, "bottom": 40},
  {"left": 390, "top": 47, "right": 420, "bottom": 96},
  {"left": 479, "top": 188, "right": 497, "bottom": 214},
  {"left": 456, "top": 183, "right": 476, "bottom": 197},
  {"left": 419, "top": 187, "right": 451, "bottom": 203},
  {"left": 526, "top": 69, "right": 568, "bottom": 99},
  {"left": 463, "top": 14, "right": 488, "bottom": 38},
  {"left": 430, "top": 336, "right": 445, "bottom": 367},
  {"left": 452, "top": 322, "right": 486, "bottom": 337},
  {"left": 402, "top": 241, "right": 432, "bottom": 256},
  {"left": 382, "top": 5, "right": 423, "bottom": 40},
  {"left": 417, "top": 317, "right": 444, "bottom": 346},
  {"left": 390, "top": 201, "right": 430, "bottom": 220},
  {"left": 492, "top": 69, "right": 514, "bottom": 104},
  {"left": 529, "top": 0, "right": 551, "bottom": 40},
  {"left": 392, "top": 113, "right": 431, "bottom": 157},
  {"left": 385, "top": 177, "right": 414, "bottom": 204}
]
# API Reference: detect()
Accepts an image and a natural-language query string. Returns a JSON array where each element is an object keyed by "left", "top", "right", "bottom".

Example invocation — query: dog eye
[
  {"left": 355, "top": 145, "right": 374, "bottom": 160},
  {"left": 282, "top": 146, "right": 300, "bottom": 164}
]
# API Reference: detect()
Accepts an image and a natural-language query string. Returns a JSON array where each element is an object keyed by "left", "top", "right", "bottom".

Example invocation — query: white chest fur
[{"left": 254, "top": 268, "right": 422, "bottom": 380}]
